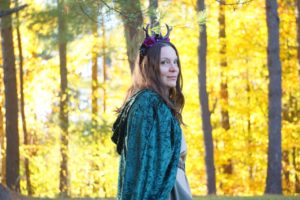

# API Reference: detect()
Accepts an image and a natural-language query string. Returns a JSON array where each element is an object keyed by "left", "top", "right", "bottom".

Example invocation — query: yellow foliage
[{"left": 1, "top": 0, "right": 298, "bottom": 197}]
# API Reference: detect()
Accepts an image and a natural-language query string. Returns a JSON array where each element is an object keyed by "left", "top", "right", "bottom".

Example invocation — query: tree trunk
[
  {"left": 197, "top": 0, "right": 216, "bottom": 195},
  {"left": 265, "top": 0, "right": 282, "bottom": 194},
  {"left": 101, "top": 11, "right": 107, "bottom": 113},
  {"left": 15, "top": 0, "right": 32, "bottom": 195},
  {"left": 91, "top": 21, "right": 98, "bottom": 130},
  {"left": 293, "top": 147, "right": 300, "bottom": 193},
  {"left": 0, "top": 0, "right": 20, "bottom": 192},
  {"left": 57, "top": 0, "right": 69, "bottom": 196},
  {"left": 218, "top": 2, "right": 230, "bottom": 131},
  {"left": 218, "top": 3, "right": 232, "bottom": 193},
  {"left": 0, "top": 70, "right": 6, "bottom": 185},
  {"left": 149, "top": 0, "right": 159, "bottom": 29},
  {"left": 282, "top": 93, "right": 299, "bottom": 193},
  {"left": 118, "top": 0, "right": 144, "bottom": 73},
  {"left": 0, "top": 4, "right": 27, "bottom": 18},
  {"left": 246, "top": 68, "right": 254, "bottom": 182},
  {"left": 282, "top": 150, "right": 290, "bottom": 193}
]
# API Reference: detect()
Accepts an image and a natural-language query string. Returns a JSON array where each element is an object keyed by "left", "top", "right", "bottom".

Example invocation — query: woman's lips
[{"left": 167, "top": 76, "right": 177, "bottom": 80}]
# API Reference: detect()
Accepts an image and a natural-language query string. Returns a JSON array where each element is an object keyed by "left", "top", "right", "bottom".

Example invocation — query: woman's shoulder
[
  {"left": 130, "top": 89, "right": 167, "bottom": 111},
  {"left": 136, "top": 89, "right": 161, "bottom": 101},
  {"left": 126, "top": 89, "right": 176, "bottom": 127}
]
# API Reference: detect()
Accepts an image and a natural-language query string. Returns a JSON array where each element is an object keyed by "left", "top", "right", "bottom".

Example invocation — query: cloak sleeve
[{"left": 117, "top": 92, "right": 182, "bottom": 200}]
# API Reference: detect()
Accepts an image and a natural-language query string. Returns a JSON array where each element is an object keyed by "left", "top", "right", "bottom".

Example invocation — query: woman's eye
[{"left": 160, "top": 60, "right": 168, "bottom": 65}]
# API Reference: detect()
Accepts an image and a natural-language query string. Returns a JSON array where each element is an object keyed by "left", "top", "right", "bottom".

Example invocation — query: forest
[{"left": 0, "top": 0, "right": 300, "bottom": 199}]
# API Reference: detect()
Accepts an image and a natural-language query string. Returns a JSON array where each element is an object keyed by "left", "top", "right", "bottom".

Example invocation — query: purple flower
[
  {"left": 156, "top": 37, "right": 170, "bottom": 43},
  {"left": 143, "top": 36, "right": 156, "bottom": 46},
  {"left": 164, "top": 37, "right": 170, "bottom": 42}
]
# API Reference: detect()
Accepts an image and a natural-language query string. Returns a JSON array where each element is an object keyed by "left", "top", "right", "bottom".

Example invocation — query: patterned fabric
[{"left": 112, "top": 89, "right": 182, "bottom": 200}]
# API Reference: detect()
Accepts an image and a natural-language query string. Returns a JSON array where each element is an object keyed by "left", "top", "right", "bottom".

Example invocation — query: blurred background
[{"left": 0, "top": 0, "right": 299, "bottom": 198}]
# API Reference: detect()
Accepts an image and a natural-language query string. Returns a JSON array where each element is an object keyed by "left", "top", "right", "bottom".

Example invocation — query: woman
[{"left": 112, "top": 24, "right": 192, "bottom": 200}]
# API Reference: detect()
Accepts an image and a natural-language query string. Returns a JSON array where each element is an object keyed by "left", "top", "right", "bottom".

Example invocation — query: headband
[{"left": 139, "top": 24, "right": 172, "bottom": 57}]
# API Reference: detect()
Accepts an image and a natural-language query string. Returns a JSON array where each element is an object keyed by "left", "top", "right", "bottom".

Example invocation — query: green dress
[{"left": 112, "top": 89, "right": 182, "bottom": 200}]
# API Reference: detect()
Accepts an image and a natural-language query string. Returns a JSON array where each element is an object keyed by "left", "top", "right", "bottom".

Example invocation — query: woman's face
[{"left": 159, "top": 46, "right": 179, "bottom": 91}]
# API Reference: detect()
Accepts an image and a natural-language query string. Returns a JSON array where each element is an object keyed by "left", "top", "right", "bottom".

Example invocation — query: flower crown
[{"left": 139, "top": 24, "right": 172, "bottom": 57}]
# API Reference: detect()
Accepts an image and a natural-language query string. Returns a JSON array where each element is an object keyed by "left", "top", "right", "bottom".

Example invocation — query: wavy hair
[{"left": 118, "top": 42, "right": 185, "bottom": 124}]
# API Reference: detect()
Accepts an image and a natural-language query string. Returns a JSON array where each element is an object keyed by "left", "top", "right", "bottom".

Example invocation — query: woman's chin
[{"left": 167, "top": 84, "right": 176, "bottom": 89}]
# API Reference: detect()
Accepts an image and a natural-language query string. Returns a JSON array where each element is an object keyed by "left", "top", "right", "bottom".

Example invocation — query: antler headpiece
[{"left": 139, "top": 24, "right": 172, "bottom": 58}]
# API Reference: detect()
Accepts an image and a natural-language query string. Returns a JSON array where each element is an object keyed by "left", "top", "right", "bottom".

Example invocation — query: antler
[
  {"left": 163, "top": 24, "right": 172, "bottom": 39},
  {"left": 143, "top": 24, "right": 150, "bottom": 37}
]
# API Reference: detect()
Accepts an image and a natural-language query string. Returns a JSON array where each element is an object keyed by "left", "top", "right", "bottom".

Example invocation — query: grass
[
  {"left": 18, "top": 195, "right": 300, "bottom": 200},
  {"left": 193, "top": 195, "right": 300, "bottom": 200},
  {"left": 46, "top": 195, "right": 300, "bottom": 200}
]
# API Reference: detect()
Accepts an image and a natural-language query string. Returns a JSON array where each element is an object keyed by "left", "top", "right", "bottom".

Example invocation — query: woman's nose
[{"left": 169, "top": 63, "right": 177, "bottom": 71}]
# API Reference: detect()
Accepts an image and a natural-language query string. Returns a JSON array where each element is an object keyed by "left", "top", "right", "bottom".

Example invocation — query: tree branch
[
  {"left": 0, "top": 4, "right": 28, "bottom": 18},
  {"left": 76, "top": 0, "right": 125, "bottom": 23},
  {"left": 216, "top": 0, "right": 253, "bottom": 6},
  {"left": 77, "top": 0, "right": 146, "bottom": 27}
]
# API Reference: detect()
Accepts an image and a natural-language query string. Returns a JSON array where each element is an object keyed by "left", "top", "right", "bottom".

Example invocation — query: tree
[
  {"left": 218, "top": 1, "right": 233, "bottom": 193},
  {"left": 197, "top": 0, "right": 216, "bottom": 195},
  {"left": 293, "top": 147, "right": 300, "bottom": 192},
  {"left": 57, "top": 0, "right": 69, "bottom": 196},
  {"left": 15, "top": 0, "right": 32, "bottom": 195},
  {"left": 0, "top": 4, "right": 27, "bottom": 18},
  {"left": 218, "top": 1, "right": 230, "bottom": 131},
  {"left": 245, "top": 66, "right": 254, "bottom": 182},
  {"left": 91, "top": 8, "right": 99, "bottom": 132},
  {"left": 100, "top": 10, "right": 107, "bottom": 113},
  {"left": 265, "top": 0, "right": 282, "bottom": 194},
  {"left": 0, "top": 60, "right": 5, "bottom": 185},
  {"left": 117, "top": 0, "right": 144, "bottom": 73},
  {"left": 0, "top": 0, "right": 20, "bottom": 192},
  {"left": 149, "top": 0, "right": 158, "bottom": 28}
]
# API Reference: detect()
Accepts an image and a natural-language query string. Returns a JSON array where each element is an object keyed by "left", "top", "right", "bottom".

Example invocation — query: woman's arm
[{"left": 119, "top": 94, "right": 181, "bottom": 200}]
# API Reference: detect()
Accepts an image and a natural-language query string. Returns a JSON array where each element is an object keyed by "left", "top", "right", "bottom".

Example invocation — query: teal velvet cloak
[{"left": 112, "top": 89, "right": 182, "bottom": 200}]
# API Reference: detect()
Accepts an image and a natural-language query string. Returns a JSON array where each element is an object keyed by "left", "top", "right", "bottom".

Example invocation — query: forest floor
[
  {"left": 193, "top": 195, "right": 300, "bottom": 200},
  {"left": 8, "top": 195, "right": 300, "bottom": 200},
  {"left": 26, "top": 196, "right": 300, "bottom": 200},
  {"left": 74, "top": 196, "right": 299, "bottom": 200}
]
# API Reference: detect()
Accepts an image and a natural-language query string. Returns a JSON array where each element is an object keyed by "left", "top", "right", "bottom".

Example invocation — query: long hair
[{"left": 117, "top": 42, "right": 185, "bottom": 124}]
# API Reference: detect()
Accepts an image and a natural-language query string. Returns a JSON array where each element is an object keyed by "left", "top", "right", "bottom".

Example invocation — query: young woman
[{"left": 112, "top": 24, "right": 192, "bottom": 200}]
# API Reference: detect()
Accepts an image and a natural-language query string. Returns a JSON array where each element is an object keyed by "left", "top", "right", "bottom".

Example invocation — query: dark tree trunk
[
  {"left": 197, "top": 0, "right": 216, "bottom": 195},
  {"left": 0, "top": 71, "right": 6, "bottom": 185},
  {"left": 149, "top": 0, "right": 159, "bottom": 28},
  {"left": 0, "top": 4, "right": 27, "bottom": 18},
  {"left": 57, "top": 0, "right": 69, "bottom": 196},
  {"left": 118, "top": 0, "right": 144, "bottom": 73},
  {"left": 282, "top": 150, "right": 291, "bottom": 193},
  {"left": 0, "top": 0, "right": 20, "bottom": 192},
  {"left": 0, "top": 184, "right": 10, "bottom": 200},
  {"left": 91, "top": 21, "right": 99, "bottom": 130},
  {"left": 265, "top": 0, "right": 282, "bottom": 194},
  {"left": 15, "top": 0, "right": 32, "bottom": 195}
]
